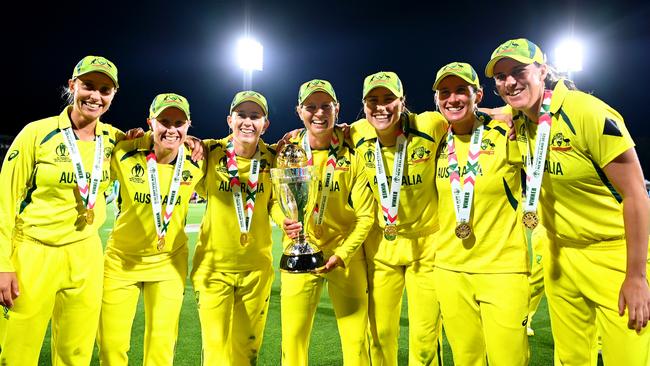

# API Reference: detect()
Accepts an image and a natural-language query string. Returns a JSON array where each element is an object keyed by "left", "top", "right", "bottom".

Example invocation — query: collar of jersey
[{"left": 57, "top": 106, "right": 109, "bottom": 137}]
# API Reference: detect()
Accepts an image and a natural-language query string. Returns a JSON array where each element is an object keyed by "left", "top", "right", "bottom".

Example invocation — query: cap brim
[
  {"left": 432, "top": 72, "right": 478, "bottom": 91},
  {"left": 232, "top": 98, "right": 268, "bottom": 116},
  {"left": 75, "top": 69, "right": 119, "bottom": 89},
  {"left": 300, "top": 88, "right": 336, "bottom": 104},
  {"left": 363, "top": 85, "right": 402, "bottom": 100},
  {"left": 151, "top": 105, "right": 190, "bottom": 120},
  {"left": 485, "top": 54, "right": 536, "bottom": 78}
]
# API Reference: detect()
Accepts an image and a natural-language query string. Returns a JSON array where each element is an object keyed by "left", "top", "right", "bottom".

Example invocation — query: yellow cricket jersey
[
  {"left": 275, "top": 127, "right": 376, "bottom": 266},
  {"left": 513, "top": 79, "right": 635, "bottom": 243},
  {"left": 435, "top": 115, "right": 528, "bottom": 273},
  {"left": 350, "top": 112, "right": 448, "bottom": 237},
  {"left": 0, "top": 107, "right": 123, "bottom": 271},
  {"left": 192, "top": 136, "right": 276, "bottom": 272},
  {"left": 104, "top": 135, "right": 206, "bottom": 281}
]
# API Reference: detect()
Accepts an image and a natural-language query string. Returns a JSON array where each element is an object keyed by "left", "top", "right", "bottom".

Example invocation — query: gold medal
[
  {"left": 384, "top": 224, "right": 397, "bottom": 241},
  {"left": 85, "top": 208, "right": 94, "bottom": 225},
  {"left": 157, "top": 237, "right": 165, "bottom": 251},
  {"left": 240, "top": 233, "right": 249, "bottom": 246},
  {"left": 522, "top": 211, "right": 539, "bottom": 229},
  {"left": 455, "top": 222, "right": 472, "bottom": 239},
  {"left": 314, "top": 225, "right": 323, "bottom": 239}
]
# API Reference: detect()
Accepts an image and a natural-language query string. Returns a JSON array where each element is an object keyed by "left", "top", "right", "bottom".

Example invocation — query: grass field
[{"left": 38, "top": 203, "right": 559, "bottom": 365}]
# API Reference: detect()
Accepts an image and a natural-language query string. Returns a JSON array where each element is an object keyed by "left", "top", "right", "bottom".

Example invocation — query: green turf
[{"left": 38, "top": 203, "right": 557, "bottom": 365}]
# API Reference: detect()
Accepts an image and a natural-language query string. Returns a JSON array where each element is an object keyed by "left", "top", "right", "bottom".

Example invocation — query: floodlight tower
[
  {"left": 554, "top": 38, "right": 583, "bottom": 81},
  {"left": 236, "top": 37, "right": 263, "bottom": 90}
]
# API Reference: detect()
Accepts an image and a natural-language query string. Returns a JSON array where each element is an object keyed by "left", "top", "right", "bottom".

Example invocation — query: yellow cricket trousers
[
  {"left": 0, "top": 234, "right": 103, "bottom": 365},
  {"left": 435, "top": 269, "right": 530, "bottom": 366},
  {"left": 192, "top": 265, "right": 274, "bottom": 365},
  {"left": 97, "top": 275, "right": 185, "bottom": 365},
  {"left": 364, "top": 227, "right": 442, "bottom": 366},
  {"left": 544, "top": 236, "right": 650, "bottom": 366},
  {"left": 281, "top": 250, "right": 369, "bottom": 365}
]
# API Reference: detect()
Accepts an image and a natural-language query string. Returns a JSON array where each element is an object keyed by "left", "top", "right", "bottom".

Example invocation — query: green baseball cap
[
  {"left": 149, "top": 93, "right": 191, "bottom": 120},
  {"left": 433, "top": 62, "right": 480, "bottom": 90},
  {"left": 485, "top": 38, "right": 545, "bottom": 78},
  {"left": 72, "top": 55, "right": 119, "bottom": 88},
  {"left": 230, "top": 90, "right": 269, "bottom": 116},
  {"left": 362, "top": 71, "right": 403, "bottom": 100},
  {"left": 298, "top": 79, "right": 337, "bottom": 105}
]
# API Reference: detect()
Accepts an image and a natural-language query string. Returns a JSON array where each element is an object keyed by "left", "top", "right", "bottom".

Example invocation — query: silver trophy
[{"left": 271, "top": 144, "right": 324, "bottom": 272}]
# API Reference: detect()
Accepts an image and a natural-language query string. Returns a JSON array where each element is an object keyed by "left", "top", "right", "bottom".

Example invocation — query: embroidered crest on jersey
[
  {"left": 550, "top": 132, "right": 572, "bottom": 151},
  {"left": 410, "top": 146, "right": 431, "bottom": 163},
  {"left": 480, "top": 138, "right": 496, "bottom": 155},
  {"left": 129, "top": 163, "right": 146, "bottom": 183},
  {"left": 335, "top": 156, "right": 351, "bottom": 170},
  {"left": 364, "top": 149, "right": 375, "bottom": 168},
  {"left": 55, "top": 143, "right": 71, "bottom": 162},
  {"left": 181, "top": 169, "right": 193, "bottom": 185},
  {"left": 217, "top": 155, "right": 228, "bottom": 173}
]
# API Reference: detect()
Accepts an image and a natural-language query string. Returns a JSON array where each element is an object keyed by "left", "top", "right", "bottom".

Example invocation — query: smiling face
[
  {"left": 297, "top": 91, "right": 339, "bottom": 138},
  {"left": 68, "top": 72, "right": 117, "bottom": 124},
  {"left": 435, "top": 75, "right": 482, "bottom": 129},
  {"left": 227, "top": 101, "right": 269, "bottom": 147},
  {"left": 148, "top": 107, "right": 190, "bottom": 153},
  {"left": 493, "top": 58, "right": 547, "bottom": 117},
  {"left": 363, "top": 87, "right": 404, "bottom": 134}
]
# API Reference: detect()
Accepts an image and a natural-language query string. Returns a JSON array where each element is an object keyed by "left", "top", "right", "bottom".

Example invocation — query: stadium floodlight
[
  {"left": 236, "top": 37, "right": 263, "bottom": 90},
  {"left": 237, "top": 37, "right": 263, "bottom": 71},
  {"left": 554, "top": 38, "right": 583, "bottom": 78}
]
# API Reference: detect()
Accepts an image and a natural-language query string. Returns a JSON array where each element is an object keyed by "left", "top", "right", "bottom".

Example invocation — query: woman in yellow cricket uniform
[
  {"left": 487, "top": 38, "right": 650, "bottom": 365},
  {"left": 350, "top": 71, "right": 447, "bottom": 366},
  {"left": 432, "top": 62, "right": 529, "bottom": 365},
  {"left": 191, "top": 91, "right": 278, "bottom": 365},
  {"left": 0, "top": 56, "right": 123, "bottom": 365},
  {"left": 97, "top": 93, "right": 205, "bottom": 365},
  {"left": 278, "top": 79, "right": 375, "bottom": 365}
]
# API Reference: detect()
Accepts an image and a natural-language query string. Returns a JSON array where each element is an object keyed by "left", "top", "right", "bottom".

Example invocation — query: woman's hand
[
  {"left": 0, "top": 272, "right": 19, "bottom": 308},
  {"left": 315, "top": 255, "right": 344, "bottom": 274},
  {"left": 185, "top": 136, "right": 206, "bottom": 162},
  {"left": 124, "top": 128, "right": 145, "bottom": 140},
  {"left": 283, "top": 218, "right": 302, "bottom": 239}
]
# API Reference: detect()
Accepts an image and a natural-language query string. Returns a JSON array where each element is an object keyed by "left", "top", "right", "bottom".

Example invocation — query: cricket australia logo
[
  {"left": 480, "top": 138, "right": 496, "bottom": 155},
  {"left": 410, "top": 146, "right": 431, "bottom": 163},
  {"left": 181, "top": 169, "right": 193, "bottom": 185},
  {"left": 54, "top": 143, "right": 71, "bottom": 162},
  {"left": 129, "top": 163, "right": 146, "bottom": 184},
  {"left": 335, "top": 156, "right": 351, "bottom": 171},
  {"left": 550, "top": 133, "right": 572, "bottom": 151}
]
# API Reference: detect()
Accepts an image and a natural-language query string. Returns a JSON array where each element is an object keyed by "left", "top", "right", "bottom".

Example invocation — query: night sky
[{"left": 4, "top": 0, "right": 650, "bottom": 168}]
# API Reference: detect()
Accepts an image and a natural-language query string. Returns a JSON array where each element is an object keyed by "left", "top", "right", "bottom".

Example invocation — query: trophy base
[{"left": 279, "top": 251, "right": 324, "bottom": 273}]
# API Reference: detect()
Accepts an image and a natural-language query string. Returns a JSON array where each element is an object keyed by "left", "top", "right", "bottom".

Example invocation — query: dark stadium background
[{"left": 2, "top": 0, "right": 649, "bottom": 173}]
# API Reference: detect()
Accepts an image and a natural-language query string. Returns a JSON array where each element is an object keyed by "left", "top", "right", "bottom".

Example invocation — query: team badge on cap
[
  {"left": 433, "top": 62, "right": 480, "bottom": 90},
  {"left": 298, "top": 79, "right": 337, "bottom": 105},
  {"left": 362, "top": 71, "right": 403, "bottom": 100},
  {"left": 230, "top": 90, "right": 269, "bottom": 116},
  {"left": 72, "top": 55, "right": 119, "bottom": 88},
  {"left": 149, "top": 93, "right": 191, "bottom": 120},
  {"left": 485, "top": 38, "right": 545, "bottom": 77}
]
